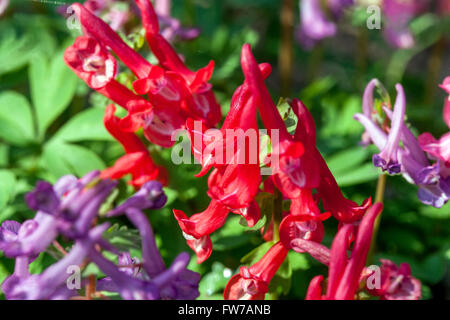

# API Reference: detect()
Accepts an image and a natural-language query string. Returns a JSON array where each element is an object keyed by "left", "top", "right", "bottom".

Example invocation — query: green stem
[
  {"left": 423, "top": 37, "right": 445, "bottom": 108},
  {"left": 278, "top": 0, "right": 294, "bottom": 97},
  {"left": 272, "top": 188, "right": 283, "bottom": 243},
  {"left": 367, "top": 173, "right": 387, "bottom": 264},
  {"left": 355, "top": 27, "right": 368, "bottom": 89}
]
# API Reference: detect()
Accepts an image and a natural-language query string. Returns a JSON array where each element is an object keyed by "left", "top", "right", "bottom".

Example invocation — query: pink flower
[
  {"left": 305, "top": 203, "right": 384, "bottom": 300},
  {"left": 366, "top": 259, "right": 421, "bottom": 300}
]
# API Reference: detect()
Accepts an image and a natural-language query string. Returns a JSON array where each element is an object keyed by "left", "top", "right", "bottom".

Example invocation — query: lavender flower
[
  {"left": 296, "top": 0, "right": 353, "bottom": 49},
  {"left": 354, "top": 79, "right": 450, "bottom": 208},
  {"left": 0, "top": 171, "right": 199, "bottom": 300},
  {"left": 0, "top": 0, "right": 8, "bottom": 16},
  {"left": 2, "top": 223, "right": 109, "bottom": 300},
  {"left": 106, "top": 180, "right": 167, "bottom": 217},
  {"left": 382, "top": 0, "right": 428, "bottom": 49}
]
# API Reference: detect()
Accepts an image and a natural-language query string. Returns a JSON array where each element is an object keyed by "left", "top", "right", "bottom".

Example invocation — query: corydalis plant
[
  {"left": 354, "top": 78, "right": 450, "bottom": 208},
  {"left": 172, "top": 44, "right": 372, "bottom": 267},
  {"left": 0, "top": 171, "right": 200, "bottom": 300},
  {"left": 64, "top": 0, "right": 221, "bottom": 149}
]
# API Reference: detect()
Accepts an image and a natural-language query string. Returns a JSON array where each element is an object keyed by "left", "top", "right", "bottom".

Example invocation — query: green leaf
[
  {"left": 102, "top": 224, "right": 142, "bottom": 252},
  {"left": 334, "top": 163, "right": 380, "bottom": 187},
  {"left": 240, "top": 241, "right": 273, "bottom": 264},
  {"left": 199, "top": 262, "right": 233, "bottom": 297},
  {"left": 419, "top": 201, "right": 450, "bottom": 219},
  {"left": 51, "top": 108, "right": 113, "bottom": 143},
  {"left": 268, "top": 257, "right": 292, "bottom": 296},
  {"left": 288, "top": 251, "right": 310, "bottom": 271},
  {"left": 416, "top": 253, "right": 446, "bottom": 285},
  {"left": 30, "top": 51, "right": 78, "bottom": 136},
  {"left": 0, "top": 170, "right": 16, "bottom": 211},
  {"left": 0, "top": 91, "right": 35, "bottom": 145},
  {"left": 0, "top": 27, "right": 43, "bottom": 75},
  {"left": 211, "top": 216, "right": 254, "bottom": 251},
  {"left": 42, "top": 142, "right": 105, "bottom": 179},
  {"left": 326, "top": 147, "right": 368, "bottom": 175}
]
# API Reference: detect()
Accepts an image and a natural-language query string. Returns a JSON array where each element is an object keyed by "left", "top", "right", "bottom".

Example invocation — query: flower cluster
[
  {"left": 296, "top": 0, "right": 448, "bottom": 50},
  {"left": 64, "top": 1, "right": 222, "bottom": 186},
  {"left": 0, "top": 172, "right": 200, "bottom": 300},
  {"left": 168, "top": 44, "right": 420, "bottom": 300},
  {"left": 354, "top": 77, "right": 450, "bottom": 208}
]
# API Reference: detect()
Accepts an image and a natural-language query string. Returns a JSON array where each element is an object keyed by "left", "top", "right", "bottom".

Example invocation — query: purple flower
[
  {"left": 0, "top": 170, "right": 198, "bottom": 300},
  {"left": 25, "top": 181, "right": 60, "bottom": 214},
  {"left": 24, "top": 171, "right": 117, "bottom": 239},
  {"left": 296, "top": 0, "right": 337, "bottom": 49},
  {"left": 355, "top": 79, "right": 450, "bottom": 208},
  {"left": 296, "top": 0, "right": 353, "bottom": 49},
  {"left": 372, "top": 85, "right": 405, "bottom": 174},
  {"left": 2, "top": 223, "right": 109, "bottom": 300},
  {"left": 154, "top": 0, "right": 200, "bottom": 42},
  {"left": 0, "top": 215, "right": 57, "bottom": 259},
  {"left": 107, "top": 180, "right": 167, "bottom": 217},
  {"left": 382, "top": 0, "right": 428, "bottom": 49},
  {"left": 96, "top": 208, "right": 199, "bottom": 300}
]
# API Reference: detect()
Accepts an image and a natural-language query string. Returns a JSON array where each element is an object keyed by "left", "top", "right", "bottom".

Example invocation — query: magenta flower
[
  {"left": 305, "top": 203, "right": 384, "bottom": 300},
  {"left": 366, "top": 259, "right": 421, "bottom": 300}
]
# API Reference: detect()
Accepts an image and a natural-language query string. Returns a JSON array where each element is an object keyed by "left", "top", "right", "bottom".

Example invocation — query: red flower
[
  {"left": 172, "top": 200, "right": 229, "bottom": 263},
  {"left": 65, "top": 2, "right": 221, "bottom": 148},
  {"left": 241, "top": 44, "right": 316, "bottom": 199},
  {"left": 224, "top": 242, "right": 289, "bottom": 300},
  {"left": 316, "top": 155, "right": 372, "bottom": 222},
  {"left": 64, "top": 36, "right": 116, "bottom": 89},
  {"left": 135, "top": 0, "right": 221, "bottom": 127},
  {"left": 305, "top": 203, "right": 383, "bottom": 300},
  {"left": 100, "top": 104, "right": 168, "bottom": 187}
]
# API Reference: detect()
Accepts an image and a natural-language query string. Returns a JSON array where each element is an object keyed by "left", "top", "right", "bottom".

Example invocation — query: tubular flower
[
  {"left": 355, "top": 78, "right": 450, "bottom": 208},
  {"left": 305, "top": 203, "right": 384, "bottom": 300},
  {"left": 171, "top": 55, "right": 273, "bottom": 263},
  {"left": 173, "top": 200, "right": 229, "bottom": 264},
  {"left": 241, "top": 44, "right": 309, "bottom": 199},
  {"left": 2, "top": 223, "right": 109, "bottom": 300},
  {"left": 241, "top": 44, "right": 370, "bottom": 221},
  {"left": 101, "top": 104, "right": 168, "bottom": 187},
  {"left": 63, "top": 36, "right": 117, "bottom": 89},
  {"left": 187, "top": 64, "right": 272, "bottom": 214},
  {"left": 224, "top": 242, "right": 289, "bottom": 300},
  {"left": 135, "top": 0, "right": 221, "bottom": 127},
  {"left": 64, "top": 1, "right": 221, "bottom": 148},
  {"left": 365, "top": 259, "right": 421, "bottom": 300},
  {"left": 1, "top": 172, "right": 199, "bottom": 300}
]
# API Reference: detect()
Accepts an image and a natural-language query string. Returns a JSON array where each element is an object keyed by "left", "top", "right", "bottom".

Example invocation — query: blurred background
[{"left": 0, "top": 0, "right": 449, "bottom": 299}]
